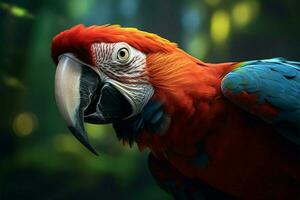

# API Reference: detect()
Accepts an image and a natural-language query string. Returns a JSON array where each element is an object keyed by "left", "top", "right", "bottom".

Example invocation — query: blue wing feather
[{"left": 221, "top": 58, "right": 300, "bottom": 145}]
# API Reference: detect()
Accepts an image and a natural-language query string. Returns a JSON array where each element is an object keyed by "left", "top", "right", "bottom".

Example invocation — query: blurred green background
[{"left": 0, "top": 0, "right": 299, "bottom": 199}]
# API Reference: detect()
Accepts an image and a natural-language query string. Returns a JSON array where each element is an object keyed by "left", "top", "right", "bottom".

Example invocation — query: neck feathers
[
  {"left": 137, "top": 52, "right": 237, "bottom": 152},
  {"left": 146, "top": 52, "right": 237, "bottom": 118}
]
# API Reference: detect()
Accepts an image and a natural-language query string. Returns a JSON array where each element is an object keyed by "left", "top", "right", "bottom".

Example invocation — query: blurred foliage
[{"left": 0, "top": 0, "right": 299, "bottom": 199}]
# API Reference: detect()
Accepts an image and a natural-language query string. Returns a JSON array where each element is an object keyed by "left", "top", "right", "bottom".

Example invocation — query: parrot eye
[{"left": 117, "top": 47, "right": 130, "bottom": 62}]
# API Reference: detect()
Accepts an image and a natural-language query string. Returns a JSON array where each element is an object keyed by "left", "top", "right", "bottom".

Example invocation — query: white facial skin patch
[{"left": 91, "top": 42, "right": 154, "bottom": 117}]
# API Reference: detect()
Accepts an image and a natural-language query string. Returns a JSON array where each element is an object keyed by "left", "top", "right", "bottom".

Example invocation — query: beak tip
[
  {"left": 93, "top": 151, "right": 99, "bottom": 156},
  {"left": 90, "top": 148, "right": 99, "bottom": 156},
  {"left": 68, "top": 126, "right": 99, "bottom": 156}
]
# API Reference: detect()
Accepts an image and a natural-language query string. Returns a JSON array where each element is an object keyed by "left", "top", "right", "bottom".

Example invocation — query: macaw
[{"left": 51, "top": 24, "right": 300, "bottom": 200}]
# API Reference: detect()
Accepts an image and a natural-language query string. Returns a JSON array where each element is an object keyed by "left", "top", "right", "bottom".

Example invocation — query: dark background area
[{"left": 0, "top": 0, "right": 299, "bottom": 199}]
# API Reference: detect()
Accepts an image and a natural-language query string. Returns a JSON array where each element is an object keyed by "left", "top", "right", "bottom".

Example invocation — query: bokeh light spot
[
  {"left": 232, "top": 3, "right": 250, "bottom": 27},
  {"left": 0, "top": 3, "right": 34, "bottom": 18},
  {"left": 232, "top": 1, "right": 259, "bottom": 27},
  {"left": 187, "top": 34, "right": 208, "bottom": 59},
  {"left": 119, "top": 0, "right": 138, "bottom": 18},
  {"left": 67, "top": 0, "right": 94, "bottom": 18},
  {"left": 210, "top": 10, "right": 231, "bottom": 44},
  {"left": 13, "top": 112, "right": 37, "bottom": 137},
  {"left": 2, "top": 75, "right": 25, "bottom": 89},
  {"left": 181, "top": 6, "right": 202, "bottom": 32}
]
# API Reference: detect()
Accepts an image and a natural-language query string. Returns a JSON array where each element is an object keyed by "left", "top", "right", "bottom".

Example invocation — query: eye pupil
[
  {"left": 120, "top": 50, "right": 126, "bottom": 57},
  {"left": 117, "top": 47, "right": 129, "bottom": 62}
]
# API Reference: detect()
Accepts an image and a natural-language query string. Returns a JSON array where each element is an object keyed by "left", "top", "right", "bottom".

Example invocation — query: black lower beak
[{"left": 55, "top": 54, "right": 132, "bottom": 155}]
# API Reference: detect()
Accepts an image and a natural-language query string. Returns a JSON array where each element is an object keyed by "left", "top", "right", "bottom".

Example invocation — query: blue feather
[{"left": 222, "top": 58, "right": 300, "bottom": 145}]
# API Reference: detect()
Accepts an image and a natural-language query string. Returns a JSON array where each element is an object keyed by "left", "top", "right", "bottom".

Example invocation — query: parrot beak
[
  {"left": 55, "top": 54, "right": 132, "bottom": 155},
  {"left": 55, "top": 54, "right": 99, "bottom": 155}
]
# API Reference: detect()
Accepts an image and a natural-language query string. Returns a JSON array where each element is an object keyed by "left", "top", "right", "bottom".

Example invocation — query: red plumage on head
[
  {"left": 51, "top": 24, "right": 178, "bottom": 65},
  {"left": 51, "top": 24, "right": 234, "bottom": 117}
]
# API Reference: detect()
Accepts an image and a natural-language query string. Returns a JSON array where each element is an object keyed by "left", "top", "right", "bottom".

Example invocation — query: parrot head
[{"left": 52, "top": 24, "right": 204, "bottom": 154}]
